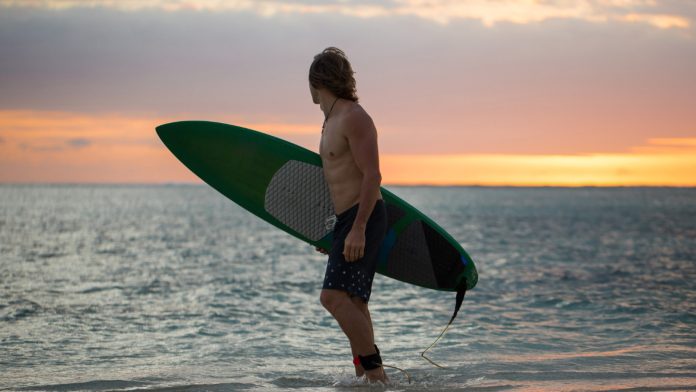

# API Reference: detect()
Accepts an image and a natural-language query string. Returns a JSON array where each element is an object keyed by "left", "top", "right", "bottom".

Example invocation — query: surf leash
[
  {"left": 380, "top": 363, "right": 412, "bottom": 384},
  {"left": 420, "top": 280, "right": 468, "bottom": 368},
  {"left": 355, "top": 345, "right": 413, "bottom": 384}
]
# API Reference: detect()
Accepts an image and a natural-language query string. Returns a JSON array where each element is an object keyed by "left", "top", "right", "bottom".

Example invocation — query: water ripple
[{"left": 1, "top": 185, "right": 695, "bottom": 391}]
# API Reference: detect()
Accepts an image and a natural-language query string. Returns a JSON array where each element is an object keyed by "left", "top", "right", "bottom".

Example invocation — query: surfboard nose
[
  {"left": 156, "top": 121, "right": 188, "bottom": 140},
  {"left": 155, "top": 122, "right": 179, "bottom": 144}
]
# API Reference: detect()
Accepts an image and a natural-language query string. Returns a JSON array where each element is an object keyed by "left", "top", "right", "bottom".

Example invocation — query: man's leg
[
  {"left": 353, "top": 297, "right": 375, "bottom": 343},
  {"left": 348, "top": 297, "right": 372, "bottom": 376},
  {"left": 320, "top": 289, "right": 386, "bottom": 381},
  {"left": 348, "top": 297, "right": 386, "bottom": 378}
]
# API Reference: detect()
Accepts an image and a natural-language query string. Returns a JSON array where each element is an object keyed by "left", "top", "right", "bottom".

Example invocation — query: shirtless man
[{"left": 309, "top": 47, "right": 388, "bottom": 382}]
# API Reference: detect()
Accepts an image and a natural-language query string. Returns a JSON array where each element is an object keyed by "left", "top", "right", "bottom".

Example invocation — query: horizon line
[{"left": 1, "top": 182, "right": 695, "bottom": 189}]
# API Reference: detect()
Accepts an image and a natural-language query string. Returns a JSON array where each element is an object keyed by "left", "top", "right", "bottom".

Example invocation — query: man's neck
[{"left": 319, "top": 92, "right": 339, "bottom": 116}]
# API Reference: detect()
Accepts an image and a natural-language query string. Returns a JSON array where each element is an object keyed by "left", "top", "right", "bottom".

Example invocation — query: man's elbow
[{"left": 364, "top": 170, "right": 382, "bottom": 185}]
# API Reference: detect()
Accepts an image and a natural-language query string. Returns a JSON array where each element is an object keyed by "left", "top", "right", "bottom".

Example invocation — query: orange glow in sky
[
  {"left": 1, "top": 110, "right": 694, "bottom": 186},
  {"left": 0, "top": 1, "right": 694, "bottom": 186}
]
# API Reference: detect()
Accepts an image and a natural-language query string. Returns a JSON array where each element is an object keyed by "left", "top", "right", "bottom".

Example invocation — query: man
[{"left": 309, "top": 47, "right": 389, "bottom": 383}]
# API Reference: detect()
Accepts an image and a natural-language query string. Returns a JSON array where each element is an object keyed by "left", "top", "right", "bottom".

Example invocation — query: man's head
[{"left": 309, "top": 47, "right": 359, "bottom": 103}]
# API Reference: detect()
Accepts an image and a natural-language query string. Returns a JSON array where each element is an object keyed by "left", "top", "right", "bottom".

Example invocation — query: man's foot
[
  {"left": 358, "top": 351, "right": 389, "bottom": 383},
  {"left": 364, "top": 367, "right": 388, "bottom": 383},
  {"left": 354, "top": 363, "right": 389, "bottom": 382}
]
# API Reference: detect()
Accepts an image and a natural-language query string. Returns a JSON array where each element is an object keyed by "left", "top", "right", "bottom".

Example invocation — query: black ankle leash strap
[
  {"left": 353, "top": 344, "right": 412, "bottom": 383},
  {"left": 358, "top": 352, "right": 382, "bottom": 371}
]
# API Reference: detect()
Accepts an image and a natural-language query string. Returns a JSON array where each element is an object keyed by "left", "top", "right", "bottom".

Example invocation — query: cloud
[
  {"left": 66, "top": 137, "right": 91, "bottom": 148},
  {"left": 622, "top": 12, "right": 690, "bottom": 29},
  {"left": 0, "top": 0, "right": 693, "bottom": 28},
  {"left": 16, "top": 137, "right": 91, "bottom": 152},
  {"left": 0, "top": 109, "right": 193, "bottom": 183},
  {"left": 629, "top": 137, "right": 696, "bottom": 153},
  {"left": 19, "top": 141, "right": 64, "bottom": 152},
  {"left": 648, "top": 137, "right": 696, "bottom": 147},
  {"left": 0, "top": 2, "right": 694, "bottom": 157},
  {"left": 0, "top": 110, "right": 162, "bottom": 145},
  {"left": 0, "top": 109, "right": 319, "bottom": 153}
]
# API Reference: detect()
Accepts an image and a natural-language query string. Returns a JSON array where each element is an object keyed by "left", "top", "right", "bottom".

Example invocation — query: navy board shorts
[{"left": 322, "top": 199, "right": 387, "bottom": 303}]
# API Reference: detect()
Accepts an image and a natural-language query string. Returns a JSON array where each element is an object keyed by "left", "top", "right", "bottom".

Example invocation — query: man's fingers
[
  {"left": 344, "top": 244, "right": 354, "bottom": 262},
  {"left": 342, "top": 243, "right": 365, "bottom": 262}
]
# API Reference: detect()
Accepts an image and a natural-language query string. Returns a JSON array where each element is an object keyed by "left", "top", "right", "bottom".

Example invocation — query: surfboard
[{"left": 156, "top": 121, "right": 477, "bottom": 293}]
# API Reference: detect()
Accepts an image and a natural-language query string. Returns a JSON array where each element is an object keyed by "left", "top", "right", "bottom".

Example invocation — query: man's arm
[{"left": 342, "top": 111, "right": 382, "bottom": 262}]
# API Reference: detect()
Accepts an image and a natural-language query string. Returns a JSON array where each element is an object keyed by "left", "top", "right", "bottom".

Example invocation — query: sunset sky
[{"left": 1, "top": 0, "right": 694, "bottom": 186}]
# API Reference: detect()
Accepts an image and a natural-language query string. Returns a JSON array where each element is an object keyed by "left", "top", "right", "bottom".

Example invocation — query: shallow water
[{"left": 1, "top": 185, "right": 695, "bottom": 391}]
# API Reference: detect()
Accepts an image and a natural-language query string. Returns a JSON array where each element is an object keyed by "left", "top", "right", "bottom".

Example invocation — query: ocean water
[{"left": 1, "top": 185, "right": 695, "bottom": 392}]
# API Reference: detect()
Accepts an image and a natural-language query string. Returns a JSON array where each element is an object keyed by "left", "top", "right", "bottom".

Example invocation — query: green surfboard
[{"left": 156, "top": 121, "right": 477, "bottom": 292}]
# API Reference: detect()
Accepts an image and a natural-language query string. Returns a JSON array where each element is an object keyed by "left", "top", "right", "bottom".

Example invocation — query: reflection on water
[{"left": 1, "top": 185, "right": 695, "bottom": 391}]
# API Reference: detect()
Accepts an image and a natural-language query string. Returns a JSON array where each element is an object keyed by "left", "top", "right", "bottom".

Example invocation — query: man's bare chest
[{"left": 320, "top": 127, "right": 349, "bottom": 161}]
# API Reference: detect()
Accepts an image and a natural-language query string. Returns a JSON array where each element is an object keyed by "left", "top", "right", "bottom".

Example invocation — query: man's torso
[{"left": 320, "top": 102, "right": 379, "bottom": 215}]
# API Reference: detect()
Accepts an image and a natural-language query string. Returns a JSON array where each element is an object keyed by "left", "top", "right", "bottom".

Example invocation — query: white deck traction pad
[{"left": 264, "top": 160, "right": 335, "bottom": 241}]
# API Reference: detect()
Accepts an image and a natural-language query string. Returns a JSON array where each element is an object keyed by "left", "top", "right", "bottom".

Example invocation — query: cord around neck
[{"left": 322, "top": 97, "right": 340, "bottom": 133}]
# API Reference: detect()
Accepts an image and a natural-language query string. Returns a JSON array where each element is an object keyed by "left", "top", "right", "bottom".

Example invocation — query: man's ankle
[{"left": 364, "top": 367, "right": 386, "bottom": 382}]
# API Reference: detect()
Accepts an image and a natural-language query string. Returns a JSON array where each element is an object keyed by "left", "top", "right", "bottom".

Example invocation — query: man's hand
[
  {"left": 315, "top": 246, "right": 329, "bottom": 255},
  {"left": 343, "top": 227, "right": 366, "bottom": 262}
]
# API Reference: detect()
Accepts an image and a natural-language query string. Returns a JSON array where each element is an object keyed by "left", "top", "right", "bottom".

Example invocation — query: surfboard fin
[{"left": 420, "top": 280, "right": 467, "bottom": 368}]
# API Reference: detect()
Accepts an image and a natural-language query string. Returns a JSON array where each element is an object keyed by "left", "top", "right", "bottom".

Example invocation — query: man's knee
[
  {"left": 320, "top": 289, "right": 347, "bottom": 314},
  {"left": 350, "top": 296, "right": 368, "bottom": 313}
]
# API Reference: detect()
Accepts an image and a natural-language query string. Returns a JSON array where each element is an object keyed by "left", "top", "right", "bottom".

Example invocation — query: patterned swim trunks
[{"left": 322, "top": 199, "right": 387, "bottom": 303}]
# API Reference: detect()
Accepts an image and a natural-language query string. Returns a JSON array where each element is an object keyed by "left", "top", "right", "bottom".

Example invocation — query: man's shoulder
[{"left": 340, "top": 103, "right": 375, "bottom": 136}]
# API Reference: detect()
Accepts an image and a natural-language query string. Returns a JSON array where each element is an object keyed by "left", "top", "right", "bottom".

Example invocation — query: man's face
[{"left": 309, "top": 82, "right": 320, "bottom": 104}]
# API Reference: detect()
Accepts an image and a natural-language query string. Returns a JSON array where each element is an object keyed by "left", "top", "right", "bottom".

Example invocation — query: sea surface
[{"left": 1, "top": 185, "right": 695, "bottom": 391}]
